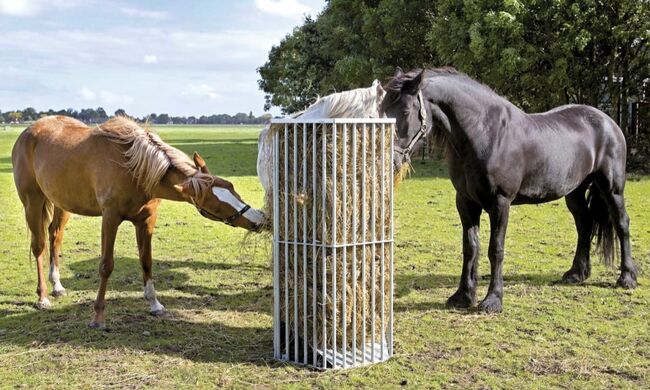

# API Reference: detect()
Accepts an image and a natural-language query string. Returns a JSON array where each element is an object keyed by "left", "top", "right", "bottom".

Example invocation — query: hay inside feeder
[{"left": 271, "top": 120, "right": 394, "bottom": 368}]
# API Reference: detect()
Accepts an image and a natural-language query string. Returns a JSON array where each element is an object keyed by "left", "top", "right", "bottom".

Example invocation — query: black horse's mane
[{"left": 384, "top": 67, "right": 464, "bottom": 93}]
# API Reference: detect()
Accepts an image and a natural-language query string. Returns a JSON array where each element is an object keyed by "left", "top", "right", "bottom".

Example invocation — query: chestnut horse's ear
[
  {"left": 173, "top": 181, "right": 197, "bottom": 197},
  {"left": 193, "top": 152, "right": 210, "bottom": 174}
]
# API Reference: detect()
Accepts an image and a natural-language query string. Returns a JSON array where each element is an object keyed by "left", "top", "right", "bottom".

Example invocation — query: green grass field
[{"left": 0, "top": 124, "right": 648, "bottom": 389}]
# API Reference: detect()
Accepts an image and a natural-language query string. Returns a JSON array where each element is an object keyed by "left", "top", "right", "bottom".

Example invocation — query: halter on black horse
[{"left": 393, "top": 90, "right": 430, "bottom": 163}]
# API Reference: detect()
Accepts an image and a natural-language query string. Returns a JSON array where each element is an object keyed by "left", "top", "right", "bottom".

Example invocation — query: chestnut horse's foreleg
[
  {"left": 133, "top": 212, "right": 165, "bottom": 315},
  {"left": 447, "top": 193, "right": 482, "bottom": 308},
  {"left": 89, "top": 212, "right": 121, "bottom": 330},
  {"left": 479, "top": 195, "right": 511, "bottom": 313},
  {"left": 48, "top": 207, "right": 71, "bottom": 297},
  {"left": 562, "top": 183, "right": 593, "bottom": 284},
  {"left": 24, "top": 196, "right": 54, "bottom": 309}
]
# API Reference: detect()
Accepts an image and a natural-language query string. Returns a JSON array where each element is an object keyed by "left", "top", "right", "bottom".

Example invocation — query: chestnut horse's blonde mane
[{"left": 95, "top": 116, "right": 204, "bottom": 196}]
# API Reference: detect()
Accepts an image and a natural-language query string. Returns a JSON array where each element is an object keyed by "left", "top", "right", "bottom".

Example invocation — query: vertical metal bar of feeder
[
  {"left": 371, "top": 122, "right": 376, "bottom": 363},
  {"left": 321, "top": 121, "right": 327, "bottom": 369},
  {"left": 341, "top": 122, "right": 347, "bottom": 368},
  {"left": 273, "top": 126, "right": 280, "bottom": 359},
  {"left": 312, "top": 122, "right": 317, "bottom": 367},
  {"left": 389, "top": 122, "right": 395, "bottom": 357},
  {"left": 302, "top": 122, "right": 308, "bottom": 364},
  {"left": 331, "top": 122, "right": 338, "bottom": 369},
  {"left": 351, "top": 123, "right": 358, "bottom": 365},
  {"left": 293, "top": 123, "right": 299, "bottom": 362},
  {"left": 283, "top": 123, "right": 289, "bottom": 361},
  {"left": 361, "top": 122, "right": 367, "bottom": 364},
  {"left": 380, "top": 123, "right": 386, "bottom": 361}
]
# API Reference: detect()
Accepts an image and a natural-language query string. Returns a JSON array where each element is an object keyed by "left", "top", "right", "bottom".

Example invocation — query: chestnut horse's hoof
[
  {"left": 616, "top": 272, "right": 637, "bottom": 289},
  {"left": 446, "top": 289, "right": 476, "bottom": 309},
  {"left": 51, "top": 288, "right": 67, "bottom": 297},
  {"left": 88, "top": 322, "right": 109, "bottom": 331},
  {"left": 478, "top": 295, "right": 502, "bottom": 314},
  {"left": 150, "top": 309, "right": 167, "bottom": 317},
  {"left": 34, "top": 298, "right": 52, "bottom": 310}
]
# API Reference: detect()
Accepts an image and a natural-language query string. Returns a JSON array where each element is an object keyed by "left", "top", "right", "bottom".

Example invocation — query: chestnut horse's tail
[{"left": 587, "top": 184, "right": 616, "bottom": 267}]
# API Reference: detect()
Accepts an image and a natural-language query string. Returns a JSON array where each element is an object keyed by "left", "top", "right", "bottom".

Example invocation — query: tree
[
  {"left": 259, "top": 0, "right": 648, "bottom": 134},
  {"left": 114, "top": 109, "right": 127, "bottom": 117},
  {"left": 22, "top": 107, "right": 38, "bottom": 121},
  {"left": 9, "top": 111, "right": 23, "bottom": 123}
]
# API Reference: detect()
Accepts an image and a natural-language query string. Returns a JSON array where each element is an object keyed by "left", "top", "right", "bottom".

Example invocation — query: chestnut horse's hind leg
[
  {"left": 23, "top": 195, "right": 54, "bottom": 309},
  {"left": 133, "top": 210, "right": 165, "bottom": 316},
  {"left": 562, "top": 182, "right": 593, "bottom": 284},
  {"left": 478, "top": 195, "right": 511, "bottom": 314},
  {"left": 89, "top": 211, "right": 121, "bottom": 330},
  {"left": 48, "top": 207, "right": 71, "bottom": 297},
  {"left": 447, "top": 193, "right": 482, "bottom": 308}
]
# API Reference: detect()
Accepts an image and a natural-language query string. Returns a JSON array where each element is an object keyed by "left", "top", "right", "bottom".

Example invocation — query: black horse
[{"left": 381, "top": 67, "right": 637, "bottom": 313}]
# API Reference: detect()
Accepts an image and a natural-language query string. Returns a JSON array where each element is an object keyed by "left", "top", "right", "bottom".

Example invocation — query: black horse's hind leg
[
  {"left": 478, "top": 195, "right": 510, "bottom": 313},
  {"left": 600, "top": 188, "right": 637, "bottom": 289},
  {"left": 447, "top": 193, "right": 482, "bottom": 308},
  {"left": 562, "top": 183, "right": 593, "bottom": 284}
]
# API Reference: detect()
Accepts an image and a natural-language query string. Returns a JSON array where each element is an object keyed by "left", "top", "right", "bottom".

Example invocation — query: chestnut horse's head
[{"left": 174, "top": 152, "right": 265, "bottom": 231}]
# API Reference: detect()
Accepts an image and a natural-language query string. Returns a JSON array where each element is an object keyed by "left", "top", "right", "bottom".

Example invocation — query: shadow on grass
[
  {"left": 58, "top": 256, "right": 271, "bottom": 314},
  {"left": 0, "top": 296, "right": 277, "bottom": 366}
]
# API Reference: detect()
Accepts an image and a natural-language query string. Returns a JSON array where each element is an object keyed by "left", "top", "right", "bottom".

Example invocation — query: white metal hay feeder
[{"left": 270, "top": 118, "right": 395, "bottom": 369}]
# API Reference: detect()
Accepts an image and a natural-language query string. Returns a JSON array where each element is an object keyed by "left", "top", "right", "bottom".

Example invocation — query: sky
[{"left": 0, "top": 0, "right": 327, "bottom": 117}]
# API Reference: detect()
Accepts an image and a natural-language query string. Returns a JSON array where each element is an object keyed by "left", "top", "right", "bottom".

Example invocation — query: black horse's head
[{"left": 380, "top": 67, "right": 430, "bottom": 173}]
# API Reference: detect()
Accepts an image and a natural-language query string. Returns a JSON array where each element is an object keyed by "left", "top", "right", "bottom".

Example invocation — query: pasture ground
[{"left": 0, "top": 124, "right": 648, "bottom": 389}]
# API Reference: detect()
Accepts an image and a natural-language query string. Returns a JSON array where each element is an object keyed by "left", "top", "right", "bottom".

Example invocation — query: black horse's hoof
[
  {"left": 616, "top": 272, "right": 637, "bottom": 289},
  {"left": 478, "top": 295, "right": 502, "bottom": 314},
  {"left": 446, "top": 289, "right": 476, "bottom": 309},
  {"left": 88, "top": 322, "right": 110, "bottom": 332},
  {"left": 561, "top": 268, "right": 589, "bottom": 284}
]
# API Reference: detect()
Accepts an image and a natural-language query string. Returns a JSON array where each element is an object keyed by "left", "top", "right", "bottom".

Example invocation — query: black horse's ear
[
  {"left": 394, "top": 67, "right": 404, "bottom": 77},
  {"left": 402, "top": 69, "right": 425, "bottom": 94}
]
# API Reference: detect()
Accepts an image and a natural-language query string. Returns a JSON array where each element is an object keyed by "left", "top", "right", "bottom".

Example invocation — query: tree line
[
  {"left": 258, "top": 0, "right": 649, "bottom": 134},
  {"left": 0, "top": 107, "right": 273, "bottom": 125}
]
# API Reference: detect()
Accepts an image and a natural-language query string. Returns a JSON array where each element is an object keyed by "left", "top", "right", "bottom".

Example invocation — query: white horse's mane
[
  {"left": 296, "top": 81, "right": 385, "bottom": 119},
  {"left": 257, "top": 80, "right": 386, "bottom": 194}
]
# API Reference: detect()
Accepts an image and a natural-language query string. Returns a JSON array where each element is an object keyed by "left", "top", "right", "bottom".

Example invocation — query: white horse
[{"left": 257, "top": 80, "right": 386, "bottom": 196}]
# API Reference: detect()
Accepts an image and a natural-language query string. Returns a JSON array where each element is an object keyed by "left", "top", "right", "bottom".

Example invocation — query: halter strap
[
  {"left": 395, "top": 90, "right": 430, "bottom": 161},
  {"left": 190, "top": 193, "right": 254, "bottom": 227}
]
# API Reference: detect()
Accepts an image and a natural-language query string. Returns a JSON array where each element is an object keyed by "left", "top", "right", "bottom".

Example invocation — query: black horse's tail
[{"left": 587, "top": 185, "right": 616, "bottom": 267}]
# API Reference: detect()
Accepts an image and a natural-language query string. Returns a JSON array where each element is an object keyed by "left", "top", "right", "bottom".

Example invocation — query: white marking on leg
[
  {"left": 144, "top": 279, "right": 165, "bottom": 313},
  {"left": 36, "top": 297, "right": 51, "bottom": 309},
  {"left": 48, "top": 263, "right": 65, "bottom": 295}
]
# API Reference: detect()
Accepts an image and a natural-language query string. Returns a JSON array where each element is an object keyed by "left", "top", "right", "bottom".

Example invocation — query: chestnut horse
[{"left": 12, "top": 116, "right": 264, "bottom": 329}]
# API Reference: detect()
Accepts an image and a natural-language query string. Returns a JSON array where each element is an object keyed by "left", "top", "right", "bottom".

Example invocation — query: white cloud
[
  {"left": 119, "top": 7, "right": 170, "bottom": 21},
  {"left": 0, "top": 0, "right": 85, "bottom": 17},
  {"left": 0, "top": 28, "right": 283, "bottom": 71},
  {"left": 254, "top": 0, "right": 311, "bottom": 19},
  {"left": 143, "top": 55, "right": 158, "bottom": 64},
  {"left": 77, "top": 87, "right": 132, "bottom": 105},
  {"left": 181, "top": 84, "right": 221, "bottom": 100},
  {"left": 99, "top": 90, "right": 134, "bottom": 105},
  {"left": 0, "top": 0, "right": 39, "bottom": 16},
  {"left": 79, "top": 87, "right": 96, "bottom": 101}
]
